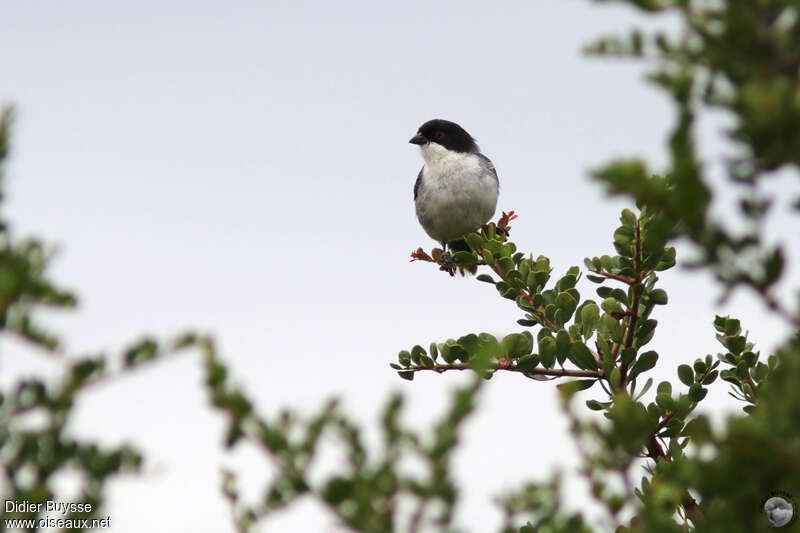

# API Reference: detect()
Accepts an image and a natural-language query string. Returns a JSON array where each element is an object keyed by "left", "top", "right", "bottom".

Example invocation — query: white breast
[{"left": 415, "top": 144, "right": 499, "bottom": 243}]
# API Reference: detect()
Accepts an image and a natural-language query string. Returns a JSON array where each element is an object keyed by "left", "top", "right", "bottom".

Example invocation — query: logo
[{"left": 762, "top": 491, "right": 796, "bottom": 529}]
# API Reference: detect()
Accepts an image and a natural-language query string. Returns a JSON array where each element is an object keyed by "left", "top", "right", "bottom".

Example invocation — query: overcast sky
[{"left": 2, "top": 1, "right": 798, "bottom": 532}]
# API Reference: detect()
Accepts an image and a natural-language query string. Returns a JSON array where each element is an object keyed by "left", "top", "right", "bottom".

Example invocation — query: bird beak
[{"left": 409, "top": 133, "right": 427, "bottom": 145}]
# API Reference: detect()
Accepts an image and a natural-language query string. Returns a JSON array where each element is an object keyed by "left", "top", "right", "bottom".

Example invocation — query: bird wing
[
  {"left": 413, "top": 167, "right": 423, "bottom": 200},
  {"left": 476, "top": 154, "right": 499, "bottom": 184}
]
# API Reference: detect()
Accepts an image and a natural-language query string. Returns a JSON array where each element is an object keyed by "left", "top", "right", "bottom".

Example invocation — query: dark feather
[{"left": 413, "top": 167, "right": 423, "bottom": 200}]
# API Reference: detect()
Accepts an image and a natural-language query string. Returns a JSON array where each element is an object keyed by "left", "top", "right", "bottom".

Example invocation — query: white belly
[{"left": 415, "top": 152, "right": 498, "bottom": 243}]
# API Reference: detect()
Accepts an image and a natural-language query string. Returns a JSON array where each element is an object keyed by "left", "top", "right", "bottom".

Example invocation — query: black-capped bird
[{"left": 409, "top": 119, "right": 499, "bottom": 274}]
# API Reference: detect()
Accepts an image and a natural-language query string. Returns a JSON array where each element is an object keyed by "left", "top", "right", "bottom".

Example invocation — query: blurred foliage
[
  {"left": 206, "top": 341, "right": 482, "bottom": 533},
  {"left": 0, "top": 110, "right": 204, "bottom": 530},
  {"left": 587, "top": 0, "right": 800, "bottom": 324}
]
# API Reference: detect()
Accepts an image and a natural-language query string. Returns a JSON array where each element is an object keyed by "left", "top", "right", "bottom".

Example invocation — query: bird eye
[{"left": 435, "top": 131, "right": 445, "bottom": 140}]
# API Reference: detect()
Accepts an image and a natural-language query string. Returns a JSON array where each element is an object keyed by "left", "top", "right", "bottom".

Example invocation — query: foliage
[
  {"left": 207, "top": 342, "right": 482, "bottom": 533},
  {"left": 0, "top": 110, "right": 204, "bottom": 530},
  {"left": 587, "top": 0, "right": 800, "bottom": 324}
]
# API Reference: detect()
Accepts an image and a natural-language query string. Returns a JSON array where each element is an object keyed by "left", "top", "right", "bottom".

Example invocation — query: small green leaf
[
  {"left": 429, "top": 342, "right": 439, "bottom": 361},
  {"left": 693, "top": 359, "right": 707, "bottom": 374},
  {"left": 555, "top": 330, "right": 571, "bottom": 356},
  {"left": 688, "top": 383, "right": 707, "bottom": 402},
  {"left": 410, "top": 345, "right": 426, "bottom": 365},
  {"left": 649, "top": 288, "right": 668, "bottom": 305},
  {"left": 580, "top": 302, "right": 600, "bottom": 337},
  {"left": 628, "top": 351, "right": 658, "bottom": 380},
  {"left": 656, "top": 393, "right": 674, "bottom": 409},
  {"left": 569, "top": 342, "right": 598, "bottom": 370},
  {"left": 539, "top": 336, "right": 556, "bottom": 368},
  {"left": 601, "top": 297, "right": 624, "bottom": 315},
  {"left": 724, "top": 317, "right": 741, "bottom": 336},
  {"left": 621, "top": 208, "right": 637, "bottom": 227},
  {"left": 476, "top": 274, "right": 495, "bottom": 284},
  {"left": 557, "top": 379, "right": 597, "bottom": 397},
  {"left": 634, "top": 377, "right": 653, "bottom": 400},
  {"left": 621, "top": 347, "right": 636, "bottom": 366},
  {"left": 465, "top": 233, "right": 483, "bottom": 251},
  {"left": 516, "top": 354, "right": 539, "bottom": 372},
  {"left": 586, "top": 399, "right": 607, "bottom": 411},
  {"left": 727, "top": 336, "right": 746, "bottom": 355},
  {"left": 398, "top": 350, "right": 411, "bottom": 367},
  {"left": 555, "top": 291, "right": 578, "bottom": 317},
  {"left": 677, "top": 364, "right": 694, "bottom": 387},
  {"left": 501, "top": 331, "right": 534, "bottom": 358}
]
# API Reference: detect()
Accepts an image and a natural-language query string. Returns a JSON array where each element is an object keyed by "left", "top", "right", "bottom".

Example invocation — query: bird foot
[{"left": 439, "top": 251, "right": 456, "bottom": 276}]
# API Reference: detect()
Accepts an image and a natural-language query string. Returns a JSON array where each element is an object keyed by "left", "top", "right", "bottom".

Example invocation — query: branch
[
  {"left": 588, "top": 270, "right": 636, "bottom": 285},
  {"left": 394, "top": 362, "right": 601, "bottom": 379},
  {"left": 620, "top": 220, "right": 643, "bottom": 383}
]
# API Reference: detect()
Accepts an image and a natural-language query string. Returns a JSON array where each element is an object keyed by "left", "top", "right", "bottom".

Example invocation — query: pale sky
[{"left": 2, "top": 1, "right": 797, "bottom": 532}]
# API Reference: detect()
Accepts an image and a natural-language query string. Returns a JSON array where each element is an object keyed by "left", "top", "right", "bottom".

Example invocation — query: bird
[{"left": 409, "top": 118, "right": 499, "bottom": 274}]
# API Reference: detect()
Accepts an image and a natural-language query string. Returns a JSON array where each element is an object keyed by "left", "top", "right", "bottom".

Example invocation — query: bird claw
[{"left": 439, "top": 251, "right": 456, "bottom": 276}]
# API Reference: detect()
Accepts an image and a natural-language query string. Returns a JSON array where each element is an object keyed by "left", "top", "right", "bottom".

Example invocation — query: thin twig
[{"left": 395, "top": 362, "right": 601, "bottom": 378}]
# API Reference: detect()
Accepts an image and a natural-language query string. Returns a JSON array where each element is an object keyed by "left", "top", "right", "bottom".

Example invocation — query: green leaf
[
  {"left": 465, "top": 232, "right": 483, "bottom": 251},
  {"left": 410, "top": 345, "right": 426, "bottom": 365},
  {"left": 555, "top": 291, "right": 578, "bottom": 317},
  {"left": 429, "top": 342, "right": 439, "bottom": 361},
  {"left": 635, "top": 319, "right": 657, "bottom": 347},
  {"left": 539, "top": 336, "right": 556, "bottom": 368},
  {"left": 398, "top": 350, "right": 411, "bottom": 367},
  {"left": 569, "top": 342, "right": 598, "bottom": 370},
  {"left": 723, "top": 317, "right": 741, "bottom": 336},
  {"left": 628, "top": 351, "right": 658, "bottom": 381},
  {"left": 501, "top": 331, "right": 534, "bottom": 358},
  {"left": 688, "top": 383, "right": 707, "bottom": 402},
  {"left": 601, "top": 313, "right": 624, "bottom": 343},
  {"left": 516, "top": 354, "right": 538, "bottom": 372},
  {"left": 693, "top": 359, "right": 707, "bottom": 374},
  {"left": 655, "top": 246, "right": 676, "bottom": 271},
  {"left": 621, "top": 347, "right": 636, "bottom": 366},
  {"left": 601, "top": 297, "right": 624, "bottom": 315},
  {"left": 633, "top": 377, "right": 653, "bottom": 400},
  {"left": 649, "top": 288, "right": 668, "bottom": 305},
  {"left": 586, "top": 399, "right": 607, "bottom": 411},
  {"left": 580, "top": 302, "right": 600, "bottom": 337},
  {"left": 621, "top": 208, "right": 637, "bottom": 227},
  {"left": 677, "top": 364, "right": 694, "bottom": 387},
  {"left": 764, "top": 247, "right": 784, "bottom": 286},
  {"left": 727, "top": 335, "right": 746, "bottom": 355},
  {"left": 656, "top": 393, "right": 674, "bottom": 410},
  {"left": 441, "top": 341, "right": 466, "bottom": 364},
  {"left": 476, "top": 274, "right": 495, "bottom": 284},
  {"left": 557, "top": 379, "right": 597, "bottom": 397},
  {"left": 398, "top": 371, "right": 414, "bottom": 381}
]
